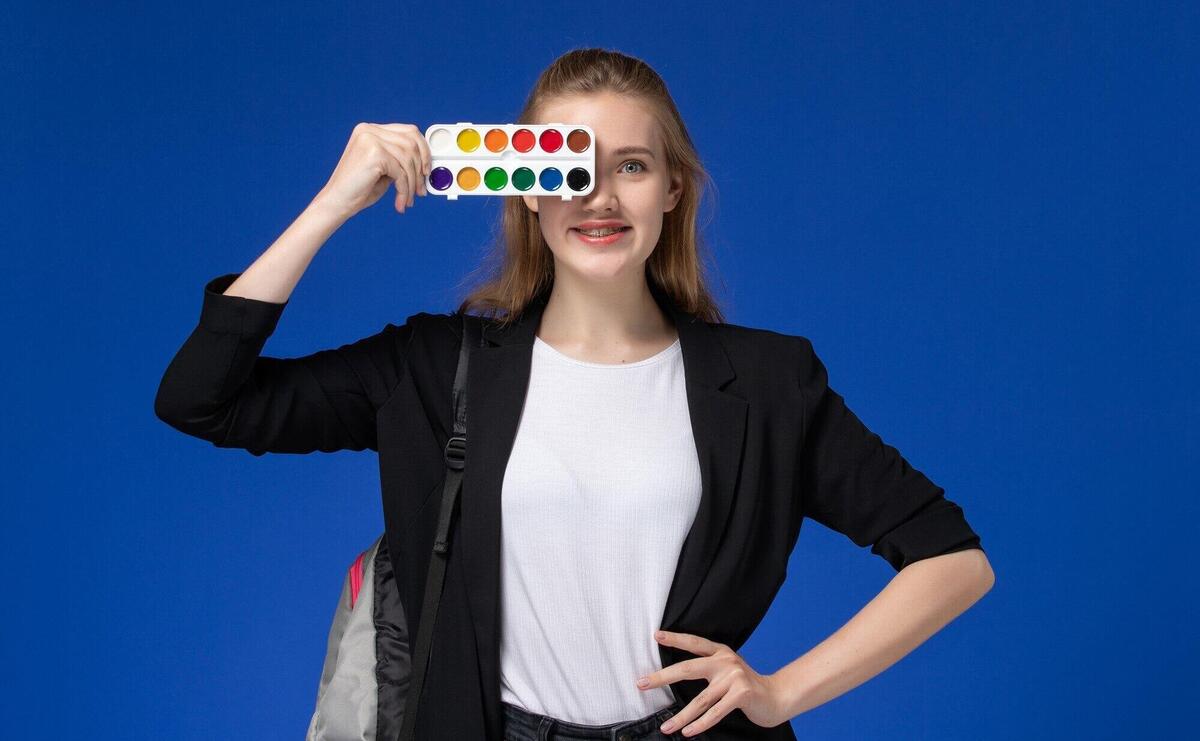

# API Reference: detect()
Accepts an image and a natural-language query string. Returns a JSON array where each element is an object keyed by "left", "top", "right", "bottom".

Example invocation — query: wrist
[
  {"left": 306, "top": 190, "right": 355, "bottom": 228},
  {"left": 769, "top": 658, "right": 817, "bottom": 720}
]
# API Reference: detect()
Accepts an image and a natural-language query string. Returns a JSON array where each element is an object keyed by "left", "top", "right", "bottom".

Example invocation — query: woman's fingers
[
  {"left": 371, "top": 123, "right": 430, "bottom": 197},
  {"left": 373, "top": 138, "right": 415, "bottom": 212}
]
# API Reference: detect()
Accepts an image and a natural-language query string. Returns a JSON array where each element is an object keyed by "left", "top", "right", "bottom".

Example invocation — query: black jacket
[{"left": 155, "top": 272, "right": 984, "bottom": 740}]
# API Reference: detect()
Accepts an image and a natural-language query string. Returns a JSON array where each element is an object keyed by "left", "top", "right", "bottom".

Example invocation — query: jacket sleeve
[
  {"left": 796, "top": 337, "right": 983, "bottom": 571},
  {"left": 153, "top": 273, "right": 418, "bottom": 456}
]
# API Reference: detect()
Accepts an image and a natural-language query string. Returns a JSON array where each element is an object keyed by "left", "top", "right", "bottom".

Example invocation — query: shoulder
[
  {"left": 402, "top": 310, "right": 462, "bottom": 335},
  {"left": 391, "top": 310, "right": 469, "bottom": 356},
  {"left": 395, "top": 309, "right": 507, "bottom": 363},
  {"left": 706, "top": 319, "right": 819, "bottom": 379},
  {"left": 703, "top": 321, "right": 834, "bottom": 424}
]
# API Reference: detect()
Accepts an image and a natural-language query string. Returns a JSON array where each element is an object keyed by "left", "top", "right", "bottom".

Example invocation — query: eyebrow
[{"left": 608, "top": 145, "right": 657, "bottom": 160}]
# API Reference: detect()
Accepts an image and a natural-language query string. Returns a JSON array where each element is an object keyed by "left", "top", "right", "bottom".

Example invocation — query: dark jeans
[{"left": 502, "top": 699, "right": 694, "bottom": 741}]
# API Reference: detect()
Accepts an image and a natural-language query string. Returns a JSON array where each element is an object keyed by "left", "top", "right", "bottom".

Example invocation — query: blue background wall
[{"left": 2, "top": 1, "right": 1196, "bottom": 738}]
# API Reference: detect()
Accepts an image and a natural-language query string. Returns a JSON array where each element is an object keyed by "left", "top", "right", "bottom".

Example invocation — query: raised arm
[
  {"left": 153, "top": 272, "right": 420, "bottom": 455},
  {"left": 154, "top": 122, "right": 434, "bottom": 455}
]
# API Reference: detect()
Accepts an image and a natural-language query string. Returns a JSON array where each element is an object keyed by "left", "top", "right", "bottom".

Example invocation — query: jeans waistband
[{"left": 501, "top": 699, "right": 685, "bottom": 740}]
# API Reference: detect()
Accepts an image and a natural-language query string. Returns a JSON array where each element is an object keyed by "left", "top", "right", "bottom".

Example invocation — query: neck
[{"left": 538, "top": 270, "right": 675, "bottom": 348}]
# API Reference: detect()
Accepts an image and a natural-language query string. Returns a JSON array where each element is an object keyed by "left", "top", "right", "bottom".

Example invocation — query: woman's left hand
[{"left": 636, "top": 630, "right": 791, "bottom": 736}]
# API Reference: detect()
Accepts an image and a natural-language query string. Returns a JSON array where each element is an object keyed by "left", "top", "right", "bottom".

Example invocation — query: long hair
[{"left": 453, "top": 47, "right": 726, "bottom": 327}]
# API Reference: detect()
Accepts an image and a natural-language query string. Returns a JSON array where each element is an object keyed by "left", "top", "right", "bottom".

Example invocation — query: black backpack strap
[{"left": 397, "top": 312, "right": 481, "bottom": 741}]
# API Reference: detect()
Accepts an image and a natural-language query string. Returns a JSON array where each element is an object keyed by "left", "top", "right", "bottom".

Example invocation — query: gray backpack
[{"left": 307, "top": 313, "right": 479, "bottom": 741}]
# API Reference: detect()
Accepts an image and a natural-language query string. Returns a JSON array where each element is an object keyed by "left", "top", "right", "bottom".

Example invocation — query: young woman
[{"left": 156, "top": 48, "right": 993, "bottom": 740}]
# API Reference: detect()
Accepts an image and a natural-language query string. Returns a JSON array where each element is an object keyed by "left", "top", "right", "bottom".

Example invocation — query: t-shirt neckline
[{"left": 532, "top": 335, "right": 681, "bottom": 369}]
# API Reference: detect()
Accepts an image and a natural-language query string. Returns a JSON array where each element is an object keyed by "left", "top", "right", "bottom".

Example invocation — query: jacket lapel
[{"left": 459, "top": 279, "right": 748, "bottom": 726}]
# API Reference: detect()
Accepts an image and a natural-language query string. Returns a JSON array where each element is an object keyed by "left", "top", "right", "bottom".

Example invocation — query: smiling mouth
[
  {"left": 570, "top": 227, "right": 632, "bottom": 245},
  {"left": 571, "top": 226, "right": 632, "bottom": 237}
]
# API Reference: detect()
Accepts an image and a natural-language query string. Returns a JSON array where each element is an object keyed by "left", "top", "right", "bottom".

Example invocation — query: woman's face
[{"left": 522, "top": 91, "right": 683, "bottom": 287}]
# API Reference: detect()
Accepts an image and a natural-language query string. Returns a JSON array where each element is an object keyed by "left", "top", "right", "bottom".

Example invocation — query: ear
[
  {"left": 663, "top": 170, "right": 683, "bottom": 213},
  {"left": 522, "top": 194, "right": 539, "bottom": 213}
]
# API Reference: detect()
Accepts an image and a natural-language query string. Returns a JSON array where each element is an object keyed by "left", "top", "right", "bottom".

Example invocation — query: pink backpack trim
[{"left": 348, "top": 551, "right": 365, "bottom": 609}]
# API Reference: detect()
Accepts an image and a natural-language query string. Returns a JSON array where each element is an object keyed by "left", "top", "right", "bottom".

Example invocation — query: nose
[{"left": 580, "top": 170, "right": 617, "bottom": 212}]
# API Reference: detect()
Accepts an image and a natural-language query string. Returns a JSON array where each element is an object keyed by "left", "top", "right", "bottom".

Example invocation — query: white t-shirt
[{"left": 498, "top": 333, "right": 703, "bottom": 725}]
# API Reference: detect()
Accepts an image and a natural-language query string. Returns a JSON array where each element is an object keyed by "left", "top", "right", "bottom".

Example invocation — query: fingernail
[
  {"left": 637, "top": 677, "right": 649, "bottom": 688},
  {"left": 661, "top": 721, "right": 673, "bottom": 732}
]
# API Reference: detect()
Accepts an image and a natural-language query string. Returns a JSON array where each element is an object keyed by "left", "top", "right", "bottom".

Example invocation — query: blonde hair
[{"left": 454, "top": 47, "right": 726, "bottom": 326}]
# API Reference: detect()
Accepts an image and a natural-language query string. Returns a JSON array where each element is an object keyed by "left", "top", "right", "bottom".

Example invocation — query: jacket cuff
[
  {"left": 871, "top": 498, "right": 984, "bottom": 571},
  {"left": 199, "top": 273, "right": 288, "bottom": 337}
]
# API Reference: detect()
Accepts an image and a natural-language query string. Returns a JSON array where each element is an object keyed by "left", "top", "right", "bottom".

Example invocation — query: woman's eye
[{"left": 620, "top": 160, "right": 646, "bottom": 174}]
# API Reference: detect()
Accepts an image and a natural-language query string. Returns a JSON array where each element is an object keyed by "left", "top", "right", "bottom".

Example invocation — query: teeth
[{"left": 578, "top": 227, "right": 625, "bottom": 237}]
